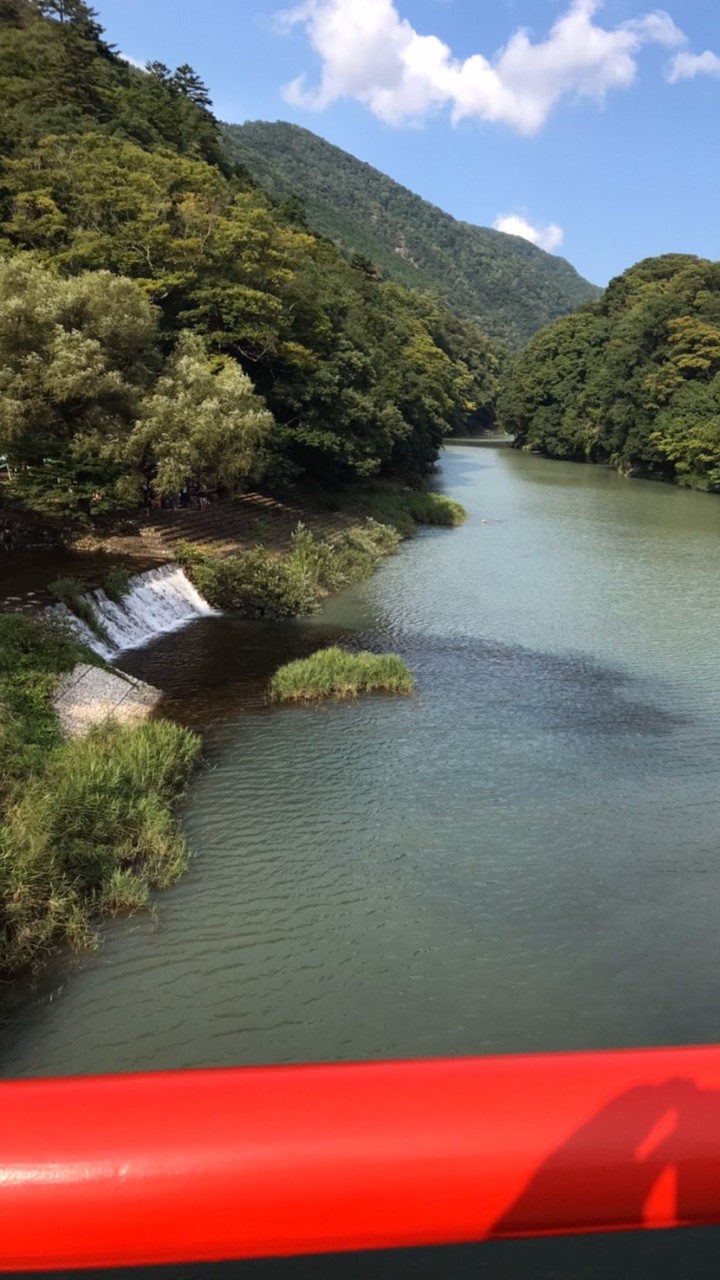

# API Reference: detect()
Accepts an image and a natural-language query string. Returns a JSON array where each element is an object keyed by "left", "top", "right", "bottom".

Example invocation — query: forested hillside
[
  {"left": 0, "top": 0, "right": 503, "bottom": 524},
  {"left": 222, "top": 121, "right": 600, "bottom": 349},
  {"left": 499, "top": 254, "right": 720, "bottom": 492}
]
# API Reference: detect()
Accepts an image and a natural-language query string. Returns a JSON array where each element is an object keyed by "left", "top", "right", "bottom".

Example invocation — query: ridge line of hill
[{"left": 222, "top": 119, "right": 601, "bottom": 349}]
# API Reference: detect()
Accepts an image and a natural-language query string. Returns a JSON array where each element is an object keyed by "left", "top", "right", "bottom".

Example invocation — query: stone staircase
[{"left": 139, "top": 492, "right": 342, "bottom": 557}]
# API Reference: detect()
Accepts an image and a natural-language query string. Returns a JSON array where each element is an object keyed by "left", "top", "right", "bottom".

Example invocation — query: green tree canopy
[
  {"left": 129, "top": 332, "right": 273, "bottom": 496},
  {"left": 0, "top": 0, "right": 507, "bottom": 518},
  {"left": 500, "top": 254, "right": 720, "bottom": 492},
  {"left": 0, "top": 256, "right": 275, "bottom": 515},
  {"left": 0, "top": 255, "right": 159, "bottom": 515}
]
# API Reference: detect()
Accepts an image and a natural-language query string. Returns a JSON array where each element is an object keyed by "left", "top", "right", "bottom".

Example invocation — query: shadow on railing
[{"left": 4, "top": 1047, "right": 720, "bottom": 1272}]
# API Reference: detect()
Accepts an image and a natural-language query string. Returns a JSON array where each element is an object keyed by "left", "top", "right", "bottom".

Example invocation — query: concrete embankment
[{"left": 52, "top": 664, "right": 161, "bottom": 738}]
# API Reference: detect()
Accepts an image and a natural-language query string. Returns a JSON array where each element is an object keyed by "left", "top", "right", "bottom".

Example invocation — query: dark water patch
[
  {"left": 117, "top": 615, "right": 361, "bottom": 730},
  {"left": 0, "top": 548, "right": 163, "bottom": 610}
]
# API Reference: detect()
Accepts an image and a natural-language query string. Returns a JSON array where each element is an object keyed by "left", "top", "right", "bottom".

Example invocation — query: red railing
[{"left": 3, "top": 1045, "right": 720, "bottom": 1271}]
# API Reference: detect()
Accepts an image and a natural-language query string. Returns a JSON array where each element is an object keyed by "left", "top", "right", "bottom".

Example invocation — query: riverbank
[
  {"left": 172, "top": 488, "right": 464, "bottom": 615},
  {"left": 0, "top": 613, "right": 199, "bottom": 982},
  {"left": 0, "top": 483, "right": 466, "bottom": 989}
]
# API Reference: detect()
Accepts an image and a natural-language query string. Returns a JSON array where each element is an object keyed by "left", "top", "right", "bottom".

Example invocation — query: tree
[
  {"left": 145, "top": 59, "right": 171, "bottom": 83},
  {"left": 128, "top": 332, "right": 273, "bottom": 495},
  {"left": 0, "top": 0, "right": 30, "bottom": 27},
  {"left": 0, "top": 255, "right": 159, "bottom": 515},
  {"left": 171, "top": 64, "right": 213, "bottom": 113},
  {"left": 34, "top": 0, "right": 101, "bottom": 33},
  {"left": 0, "top": 0, "right": 505, "bottom": 502}
]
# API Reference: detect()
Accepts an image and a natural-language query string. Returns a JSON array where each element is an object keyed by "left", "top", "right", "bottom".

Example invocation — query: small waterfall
[{"left": 52, "top": 564, "right": 217, "bottom": 658}]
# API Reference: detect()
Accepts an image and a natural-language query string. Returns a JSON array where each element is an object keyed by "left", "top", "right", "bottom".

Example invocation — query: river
[{"left": 4, "top": 445, "right": 720, "bottom": 1274}]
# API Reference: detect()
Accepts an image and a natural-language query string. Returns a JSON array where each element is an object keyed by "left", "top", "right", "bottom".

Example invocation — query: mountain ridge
[{"left": 222, "top": 120, "right": 601, "bottom": 348}]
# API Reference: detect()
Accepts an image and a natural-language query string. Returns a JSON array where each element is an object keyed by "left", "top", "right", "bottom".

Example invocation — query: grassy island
[
  {"left": 269, "top": 647, "right": 414, "bottom": 704},
  {"left": 0, "top": 613, "right": 199, "bottom": 980}
]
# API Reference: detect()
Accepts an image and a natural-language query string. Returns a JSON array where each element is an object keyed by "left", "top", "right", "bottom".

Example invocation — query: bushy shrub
[
  {"left": 187, "top": 547, "right": 318, "bottom": 617},
  {"left": 179, "top": 519, "right": 401, "bottom": 618}
]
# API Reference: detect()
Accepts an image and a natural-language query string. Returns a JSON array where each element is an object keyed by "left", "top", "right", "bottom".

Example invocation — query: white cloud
[
  {"left": 279, "top": 0, "right": 687, "bottom": 134},
  {"left": 119, "top": 52, "right": 147, "bottom": 71},
  {"left": 494, "top": 214, "right": 564, "bottom": 253},
  {"left": 667, "top": 49, "right": 720, "bottom": 83}
]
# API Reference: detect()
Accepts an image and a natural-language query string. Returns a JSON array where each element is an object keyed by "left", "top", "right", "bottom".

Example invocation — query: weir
[{"left": 52, "top": 563, "right": 216, "bottom": 658}]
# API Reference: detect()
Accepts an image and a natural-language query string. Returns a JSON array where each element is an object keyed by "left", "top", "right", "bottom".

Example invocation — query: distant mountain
[{"left": 222, "top": 121, "right": 601, "bottom": 349}]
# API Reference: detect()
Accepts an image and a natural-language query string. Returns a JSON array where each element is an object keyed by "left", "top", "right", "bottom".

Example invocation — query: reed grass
[{"left": 269, "top": 646, "right": 414, "bottom": 704}]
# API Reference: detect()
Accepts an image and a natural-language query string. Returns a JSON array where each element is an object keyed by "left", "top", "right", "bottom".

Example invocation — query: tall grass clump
[
  {"left": 0, "top": 611, "right": 201, "bottom": 980},
  {"left": 290, "top": 520, "right": 400, "bottom": 595},
  {"left": 103, "top": 565, "right": 132, "bottom": 604},
  {"left": 359, "top": 488, "right": 466, "bottom": 532},
  {"left": 49, "top": 574, "right": 109, "bottom": 642},
  {"left": 0, "top": 613, "right": 97, "bottom": 791},
  {"left": 401, "top": 492, "right": 466, "bottom": 527},
  {"left": 0, "top": 719, "right": 199, "bottom": 977},
  {"left": 269, "top": 646, "right": 414, "bottom": 704}
]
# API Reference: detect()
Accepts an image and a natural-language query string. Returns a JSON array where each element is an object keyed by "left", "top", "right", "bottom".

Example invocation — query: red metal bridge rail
[{"left": 3, "top": 1046, "right": 720, "bottom": 1272}]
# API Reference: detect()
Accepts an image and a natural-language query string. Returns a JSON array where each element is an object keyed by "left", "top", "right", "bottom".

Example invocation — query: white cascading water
[{"left": 52, "top": 564, "right": 217, "bottom": 658}]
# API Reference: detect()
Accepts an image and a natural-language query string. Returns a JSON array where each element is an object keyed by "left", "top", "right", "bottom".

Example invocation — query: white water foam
[{"left": 52, "top": 564, "right": 217, "bottom": 658}]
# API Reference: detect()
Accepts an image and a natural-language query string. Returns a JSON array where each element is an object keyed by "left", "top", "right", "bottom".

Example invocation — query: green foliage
[
  {"left": 177, "top": 518, "right": 401, "bottom": 617},
  {"left": 181, "top": 546, "right": 318, "bottom": 618},
  {"left": 0, "top": 610, "right": 200, "bottom": 977},
  {"left": 1, "top": 719, "right": 199, "bottom": 975},
  {"left": 103, "top": 565, "right": 131, "bottom": 604},
  {"left": 290, "top": 519, "right": 401, "bottom": 593},
  {"left": 400, "top": 492, "right": 466, "bottom": 527},
  {"left": 350, "top": 486, "right": 467, "bottom": 533},
  {"left": 269, "top": 646, "right": 414, "bottom": 703},
  {"left": 222, "top": 121, "right": 600, "bottom": 349},
  {"left": 0, "top": 255, "right": 271, "bottom": 514},
  {"left": 99, "top": 868, "right": 150, "bottom": 915},
  {"left": 0, "top": 255, "right": 159, "bottom": 517},
  {"left": 500, "top": 254, "right": 720, "bottom": 492},
  {"left": 0, "top": 611, "right": 91, "bottom": 791},
  {"left": 0, "top": 1, "right": 225, "bottom": 166},
  {"left": 0, "top": 610, "right": 89, "bottom": 683},
  {"left": 128, "top": 332, "right": 273, "bottom": 495},
  {"left": 0, "top": 3, "right": 505, "bottom": 520},
  {"left": 48, "top": 574, "right": 107, "bottom": 640}
]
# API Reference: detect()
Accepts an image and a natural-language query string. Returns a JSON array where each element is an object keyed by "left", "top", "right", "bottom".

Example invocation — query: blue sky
[{"left": 94, "top": 0, "right": 720, "bottom": 287}]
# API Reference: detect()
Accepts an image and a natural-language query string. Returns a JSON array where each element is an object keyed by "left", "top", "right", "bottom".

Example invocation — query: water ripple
[{"left": 4, "top": 447, "right": 720, "bottom": 1078}]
